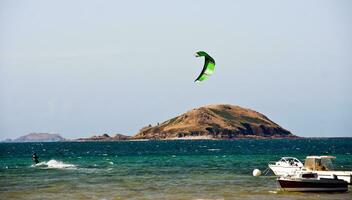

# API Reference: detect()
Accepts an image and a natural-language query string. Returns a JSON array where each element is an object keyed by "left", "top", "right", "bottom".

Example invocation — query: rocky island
[
  {"left": 133, "top": 104, "right": 296, "bottom": 139},
  {"left": 12, "top": 133, "right": 66, "bottom": 142},
  {"left": 77, "top": 133, "right": 131, "bottom": 141}
]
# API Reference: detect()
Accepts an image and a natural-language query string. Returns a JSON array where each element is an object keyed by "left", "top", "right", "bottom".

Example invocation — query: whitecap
[
  {"left": 207, "top": 149, "right": 220, "bottom": 151},
  {"left": 32, "top": 159, "right": 76, "bottom": 169}
]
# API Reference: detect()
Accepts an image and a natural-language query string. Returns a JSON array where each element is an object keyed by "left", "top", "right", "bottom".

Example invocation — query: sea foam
[{"left": 33, "top": 159, "right": 76, "bottom": 169}]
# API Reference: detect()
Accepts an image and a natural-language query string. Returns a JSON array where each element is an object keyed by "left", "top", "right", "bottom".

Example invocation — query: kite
[{"left": 194, "top": 51, "right": 216, "bottom": 82}]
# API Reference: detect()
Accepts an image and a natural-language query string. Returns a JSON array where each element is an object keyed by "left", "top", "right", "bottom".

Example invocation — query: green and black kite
[{"left": 194, "top": 51, "right": 216, "bottom": 82}]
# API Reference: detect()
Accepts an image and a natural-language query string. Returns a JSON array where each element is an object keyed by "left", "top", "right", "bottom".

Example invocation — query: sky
[{"left": 0, "top": 0, "right": 351, "bottom": 140}]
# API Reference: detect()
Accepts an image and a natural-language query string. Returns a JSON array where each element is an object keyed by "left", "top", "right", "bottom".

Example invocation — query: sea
[{"left": 0, "top": 139, "right": 351, "bottom": 200}]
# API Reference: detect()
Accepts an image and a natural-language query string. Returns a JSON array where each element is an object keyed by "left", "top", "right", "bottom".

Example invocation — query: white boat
[
  {"left": 269, "top": 156, "right": 352, "bottom": 184},
  {"left": 268, "top": 157, "right": 304, "bottom": 176},
  {"left": 277, "top": 172, "right": 348, "bottom": 192}
]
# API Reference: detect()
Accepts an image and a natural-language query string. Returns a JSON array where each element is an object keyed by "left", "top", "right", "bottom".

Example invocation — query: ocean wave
[
  {"left": 207, "top": 148, "right": 220, "bottom": 151},
  {"left": 32, "top": 159, "right": 76, "bottom": 169}
]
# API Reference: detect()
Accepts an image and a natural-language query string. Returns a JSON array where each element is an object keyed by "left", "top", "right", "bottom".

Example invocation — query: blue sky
[{"left": 0, "top": 0, "right": 351, "bottom": 139}]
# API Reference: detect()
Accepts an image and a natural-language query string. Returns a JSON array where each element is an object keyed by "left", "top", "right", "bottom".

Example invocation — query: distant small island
[
  {"left": 8, "top": 133, "right": 66, "bottom": 142},
  {"left": 3, "top": 104, "right": 297, "bottom": 142}
]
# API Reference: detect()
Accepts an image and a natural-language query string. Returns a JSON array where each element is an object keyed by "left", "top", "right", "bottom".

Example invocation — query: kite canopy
[{"left": 194, "top": 51, "right": 216, "bottom": 82}]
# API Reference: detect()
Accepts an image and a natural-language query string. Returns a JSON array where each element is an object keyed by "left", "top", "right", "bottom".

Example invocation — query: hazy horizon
[{"left": 1, "top": 0, "right": 351, "bottom": 140}]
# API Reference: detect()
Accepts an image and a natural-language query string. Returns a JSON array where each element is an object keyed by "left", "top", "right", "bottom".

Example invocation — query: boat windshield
[
  {"left": 321, "top": 158, "right": 334, "bottom": 170},
  {"left": 280, "top": 157, "right": 301, "bottom": 166},
  {"left": 304, "top": 157, "right": 334, "bottom": 171}
]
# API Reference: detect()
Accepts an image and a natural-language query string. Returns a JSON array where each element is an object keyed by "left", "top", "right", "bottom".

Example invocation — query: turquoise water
[{"left": 0, "top": 139, "right": 351, "bottom": 199}]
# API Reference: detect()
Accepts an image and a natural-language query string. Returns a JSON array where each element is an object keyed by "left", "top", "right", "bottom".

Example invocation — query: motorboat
[
  {"left": 277, "top": 172, "right": 348, "bottom": 192},
  {"left": 268, "top": 157, "right": 304, "bottom": 176},
  {"left": 269, "top": 156, "right": 352, "bottom": 184},
  {"left": 303, "top": 156, "right": 352, "bottom": 184}
]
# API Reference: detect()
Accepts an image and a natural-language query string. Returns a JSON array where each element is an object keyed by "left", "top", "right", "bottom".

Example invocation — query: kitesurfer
[{"left": 32, "top": 153, "right": 39, "bottom": 164}]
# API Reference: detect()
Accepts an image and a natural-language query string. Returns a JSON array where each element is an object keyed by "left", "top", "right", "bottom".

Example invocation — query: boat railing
[{"left": 268, "top": 161, "right": 277, "bottom": 165}]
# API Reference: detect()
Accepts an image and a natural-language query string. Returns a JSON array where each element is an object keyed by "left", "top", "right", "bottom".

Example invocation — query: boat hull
[
  {"left": 278, "top": 178, "right": 348, "bottom": 192},
  {"left": 269, "top": 165, "right": 352, "bottom": 184},
  {"left": 268, "top": 165, "right": 300, "bottom": 176},
  {"left": 313, "top": 171, "right": 352, "bottom": 185}
]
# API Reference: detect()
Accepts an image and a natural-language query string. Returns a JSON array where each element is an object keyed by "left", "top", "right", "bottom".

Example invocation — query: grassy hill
[{"left": 133, "top": 104, "right": 295, "bottom": 139}]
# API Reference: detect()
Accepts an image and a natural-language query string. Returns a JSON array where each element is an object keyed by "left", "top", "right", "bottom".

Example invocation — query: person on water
[{"left": 32, "top": 153, "right": 39, "bottom": 164}]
